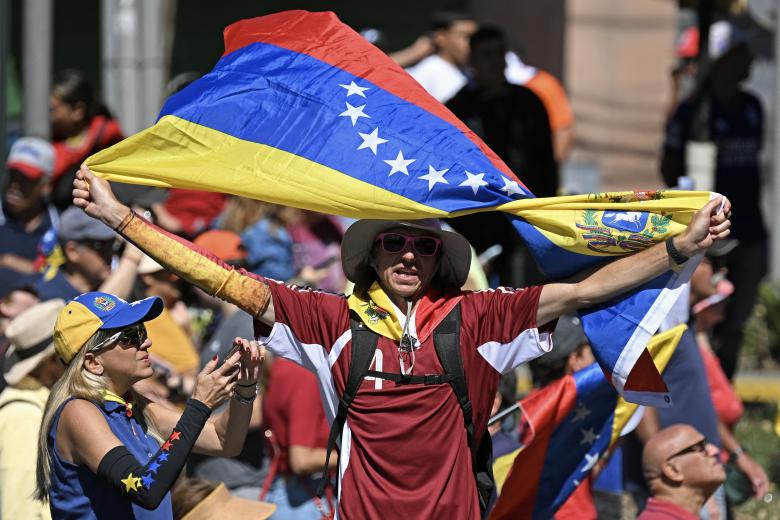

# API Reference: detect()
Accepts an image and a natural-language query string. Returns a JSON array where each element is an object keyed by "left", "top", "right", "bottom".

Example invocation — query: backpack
[{"left": 316, "top": 303, "right": 495, "bottom": 517}]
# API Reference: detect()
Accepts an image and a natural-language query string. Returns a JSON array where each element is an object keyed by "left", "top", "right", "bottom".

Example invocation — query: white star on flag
[
  {"left": 339, "top": 81, "right": 369, "bottom": 98},
  {"left": 500, "top": 176, "right": 524, "bottom": 197},
  {"left": 339, "top": 102, "right": 370, "bottom": 126},
  {"left": 419, "top": 165, "right": 449, "bottom": 190},
  {"left": 582, "top": 452, "right": 600, "bottom": 472},
  {"left": 579, "top": 427, "right": 600, "bottom": 446},
  {"left": 357, "top": 128, "right": 388, "bottom": 155},
  {"left": 572, "top": 403, "right": 591, "bottom": 423},
  {"left": 384, "top": 150, "right": 415, "bottom": 176},
  {"left": 460, "top": 171, "right": 489, "bottom": 195}
]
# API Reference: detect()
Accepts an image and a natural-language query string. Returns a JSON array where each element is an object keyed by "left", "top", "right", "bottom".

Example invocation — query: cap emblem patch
[{"left": 93, "top": 296, "right": 116, "bottom": 312}]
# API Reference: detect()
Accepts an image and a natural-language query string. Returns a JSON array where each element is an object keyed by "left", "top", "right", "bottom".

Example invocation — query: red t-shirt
[
  {"left": 638, "top": 497, "right": 700, "bottom": 520},
  {"left": 262, "top": 357, "right": 330, "bottom": 475},
  {"left": 53, "top": 115, "right": 124, "bottom": 179},
  {"left": 260, "top": 283, "right": 552, "bottom": 519}
]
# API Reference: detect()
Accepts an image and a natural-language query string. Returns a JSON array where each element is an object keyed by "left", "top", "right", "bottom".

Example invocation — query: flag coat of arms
[{"left": 86, "top": 10, "right": 714, "bottom": 405}]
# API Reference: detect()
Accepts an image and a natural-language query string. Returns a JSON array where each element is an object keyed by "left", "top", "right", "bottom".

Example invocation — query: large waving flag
[
  {"left": 86, "top": 10, "right": 712, "bottom": 405},
  {"left": 489, "top": 325, "right": 686, "bottom": 520}
]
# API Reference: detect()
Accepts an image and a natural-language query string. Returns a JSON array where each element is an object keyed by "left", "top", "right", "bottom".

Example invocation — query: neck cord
[{"left": 399, "top": 299, "right": 416, "bottom": 376}]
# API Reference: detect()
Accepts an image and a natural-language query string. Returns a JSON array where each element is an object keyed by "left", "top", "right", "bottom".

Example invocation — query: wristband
[
  {"left": 115, "top": 210, "right": 136, "bottom": 233},
  {"left": 730, "top": 445, "right": 746, "bottom": 458},
  {"left": 232, "top": 386, "right": 257, "bottom": 405},
  {"left": 666, "top": 237, "right": 689, "bottom": 265}
]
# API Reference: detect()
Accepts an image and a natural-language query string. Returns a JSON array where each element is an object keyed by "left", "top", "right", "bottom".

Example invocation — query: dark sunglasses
[
  {"left": 667, "top": 438, "right": 708, "bottom": 461},
  {"left": 90, "top": 324, "right": 148, "bottom": 353},
  {"left": 375, "top": 232, "right": 441, "bottom": 257}
]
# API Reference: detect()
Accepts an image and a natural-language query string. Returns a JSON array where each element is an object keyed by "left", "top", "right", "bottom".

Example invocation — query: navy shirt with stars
[{"left": 48, "top": 398, "right": 173, "bottom": 519}]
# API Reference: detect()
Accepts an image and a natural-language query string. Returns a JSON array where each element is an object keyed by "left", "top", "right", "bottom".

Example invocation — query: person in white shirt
[{"left": 406, "top": 11, "right": 476, "bottom": 103}]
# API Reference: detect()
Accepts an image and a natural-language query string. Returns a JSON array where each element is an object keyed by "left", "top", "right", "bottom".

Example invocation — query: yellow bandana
[
  {"left": 347, "top": 282, "right": 403, "bottom": 341},
  {"left": 347, "top": 282, "right": 464, "bottom": 343},
  {"left": 101, "top": 389, "right": 134, "bottom": 417}
]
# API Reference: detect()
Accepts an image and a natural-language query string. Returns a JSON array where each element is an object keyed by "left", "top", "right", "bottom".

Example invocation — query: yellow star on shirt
[{"left": 121, "top": 473, "right": 142, "bottom": 492}]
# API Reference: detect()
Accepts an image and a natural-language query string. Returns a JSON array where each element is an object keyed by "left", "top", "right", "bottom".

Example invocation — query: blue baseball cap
[{"left": 53, "top": 291, "right": 164, "bottom": 364}]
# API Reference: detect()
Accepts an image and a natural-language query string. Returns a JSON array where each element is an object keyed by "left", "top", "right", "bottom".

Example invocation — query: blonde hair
[{"left": 35, "top": 330, "right": 161, "bottom": 502}]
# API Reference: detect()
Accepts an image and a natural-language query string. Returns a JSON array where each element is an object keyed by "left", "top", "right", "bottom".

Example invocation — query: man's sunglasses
[
  {"left": 375, "top": 232, "right": 441, "bottom": 257},
  {"left": 89, "top": 324, "right": 148, "bottom": 353},
  {"left": 667, "top": 438, "right": 708, "bottom": 461}
]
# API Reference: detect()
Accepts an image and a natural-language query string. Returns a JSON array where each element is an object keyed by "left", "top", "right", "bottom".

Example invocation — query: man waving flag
[{"left": 86, "top": 10, "right": 715, "bottom": 405}]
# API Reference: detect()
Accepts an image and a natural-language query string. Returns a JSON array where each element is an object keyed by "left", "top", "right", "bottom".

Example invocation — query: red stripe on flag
[
  {"left": 221, "top": 11, "right": 526, "bottom": 190},
  {"left": 489, "top": 375, "right": 578, "bottom": 519},
  {"left": 624, "top": 348, "right": 669, "bottom": 395}
]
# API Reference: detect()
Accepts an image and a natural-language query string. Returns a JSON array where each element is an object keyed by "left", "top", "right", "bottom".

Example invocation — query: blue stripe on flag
[
  {"left": 533, "top": 366, "right": 617, "bottom": 519},
  {"left": 160, "top": 41, "right": 533, "bottom": 213},
  {"left": 580, "top": 271, "right": 675, "bottom": 369}
]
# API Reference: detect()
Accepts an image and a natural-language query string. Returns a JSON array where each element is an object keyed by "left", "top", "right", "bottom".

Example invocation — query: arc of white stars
[
  {"left": 340, "top": 81, "right": 369, "bottom": 98},
  {"left": 419, "top": 165, "right": 449, "bottom": 190},
  {"left": 500, "top": 176, "right": 525, "bottom": 197},
  {"left": 357, "top": 128, "right": 388, "bottom": 155},
  {"left": 572, "top": 403, "right": 591, "bottom": 423},
  {"left": 582, "top": 452, "right": 600, "bottom": 473},
  {"left": 339, "top": 102, "right": 370, "bottom": 126},
  {"left": 384, "top": 150, "right": 415, "bottom": 176},
  {"left": 579, "top": 427, "right": 599, "bottom": 446},
  {"left": 460, "top": 171, "right": 489, "bottom": 195}
]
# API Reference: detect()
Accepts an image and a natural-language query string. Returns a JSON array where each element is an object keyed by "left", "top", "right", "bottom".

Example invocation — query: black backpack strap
[
  {"left": 316, "top": 313, "right": 378, "bottom": 498},
  {"left": 433, "top": 304, "right": 495, "bottom": 516},
  {"left": 364, "top": 370, "right": 453, "bottom": 386},
  {"left": 433, "top": 305, "right": 474, "bottom": 455}
]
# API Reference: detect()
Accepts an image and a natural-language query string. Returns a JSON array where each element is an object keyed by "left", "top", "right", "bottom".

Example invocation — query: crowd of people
[{"left": 0, "top": 9, "right": 772, "bottom": 520}]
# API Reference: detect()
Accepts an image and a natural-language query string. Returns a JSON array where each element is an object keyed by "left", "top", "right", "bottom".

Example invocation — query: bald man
[{"left": 639, "top": 425, "right": 726, "bottom": 519}]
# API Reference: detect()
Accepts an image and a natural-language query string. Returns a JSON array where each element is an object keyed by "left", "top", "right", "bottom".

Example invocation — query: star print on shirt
[
  {"left": 157, "top": 452, "right": 169, "bottom": 462},
  {"left": 357, "top": 128, "right": 388, "bottom": 155},
  {"left": 141, "top": 473, "right": 156, "bottom": 489},
  {"left": 460, "top": 171, "right": 489, "bottom": 195},
  {"left": 161, "top": 440, "right": 173, "bottom": 451},
  {"left": 384, "top": 150, "right": 415, "bottom": 176},
  {"left": 339, "top": 102, "right": 370, "bottom": 126},
  {"left": 339, "top": 81, "right": 369, "bottom": 98},
  {"left": 579, "top": 427, "right": 599, "bottom": 446},
  {"left": 121, "top": 473, "right": 142, "bottom": 492},
  {"left": 147, "top": 460, "right": 161, "bottom": 474},
  {"left": 419, "top": 165, "right": 449, "bottom": 191}
]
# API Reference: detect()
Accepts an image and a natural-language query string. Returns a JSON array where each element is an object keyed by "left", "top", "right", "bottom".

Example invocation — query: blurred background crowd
[{"left": 0, "top": 0, "right": 779, "bottom": 519}]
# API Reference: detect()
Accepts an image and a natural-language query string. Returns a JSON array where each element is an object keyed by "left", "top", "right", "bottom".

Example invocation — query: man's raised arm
[
  {"left": 536, "top": 196, "right": 731, "bottom": 326},
  {"left": 72, "top": 165, "right": 276, "bottom": 325}
]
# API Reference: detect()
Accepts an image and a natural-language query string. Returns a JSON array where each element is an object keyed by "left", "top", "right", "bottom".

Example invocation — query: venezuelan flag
[
  {"left": 86, "top": 10, "right": 713, "bottom": 405},
  {"left": 489, "top": 325, "right": 686, "bottom": 520}
]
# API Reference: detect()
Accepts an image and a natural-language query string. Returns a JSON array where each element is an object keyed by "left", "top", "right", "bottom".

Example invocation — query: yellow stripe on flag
[
  {"left": 86, "top": 115, "right": 447, "bottom": 220},
  {"left": 493, "top": 447, "right": 522, "bottom": 494}
]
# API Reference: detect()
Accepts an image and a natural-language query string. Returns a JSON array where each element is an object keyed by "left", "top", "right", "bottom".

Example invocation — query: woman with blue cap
[{"left": 35, "top": 291, "right": 264, "bottom": 519}]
